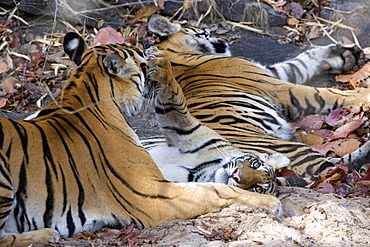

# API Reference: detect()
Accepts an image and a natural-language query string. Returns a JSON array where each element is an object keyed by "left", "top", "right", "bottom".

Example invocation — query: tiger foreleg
[
  {"left": 266, "top": 43, "right": 366, "bottom": 85},
  {"left": 0, "top": 229, "right": 60, "bottom": 247},
  {"left": 146, "top": 46, "right": 207, "bottom": 146},
  {"left": 0, "top": 152, "right": 59, "bottom": 246}
]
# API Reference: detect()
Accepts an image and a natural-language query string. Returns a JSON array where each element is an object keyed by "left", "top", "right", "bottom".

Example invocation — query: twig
[
  {"left": 225, "top": 21, "right": 265, "bottom": 34},
  {"left": 313, "top": 15, "right": 337, "bottom": 44},
  {"left": 315, "top": 16, "right": 356, "bottom": 31}
]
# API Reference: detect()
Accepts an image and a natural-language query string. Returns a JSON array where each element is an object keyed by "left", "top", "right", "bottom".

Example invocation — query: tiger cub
[
  {"left": 0, "top": 32, "right": 281, "bottom": 246},
  {"left": 143, "top": 46, "right": 290, "bottom": 194},
  {"left": 147, "top": 14, "right": 370, "bottom": 184}
]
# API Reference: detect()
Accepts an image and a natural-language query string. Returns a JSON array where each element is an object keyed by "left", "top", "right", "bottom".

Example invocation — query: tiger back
[
  {"left": 0, "top": 32, "right": 282, "bottom": 246},
  {"left": 147, "top": 14, "right": 370, "bottom": 182}
]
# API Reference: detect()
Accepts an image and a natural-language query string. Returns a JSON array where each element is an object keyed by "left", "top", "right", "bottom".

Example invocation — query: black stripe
[
  {"left": 66, "top": 207, "right": 75, "bottom": 237},
  {"left": 9, "top": 119, "right": 29, "bottom": 163},
  {"left": 163, "top": 123, "right": 202, "bottom": 135},
  {"left": 183, "top": 138, "right": 230, "bottom": 153}
]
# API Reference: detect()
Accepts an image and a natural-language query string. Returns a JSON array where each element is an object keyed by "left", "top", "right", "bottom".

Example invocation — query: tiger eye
[
  {"left": 254, "top": 186, "right": 264, "bottom": 194},
  {"left": 251, "top": 160, "right": 261, "bottom": 169}
]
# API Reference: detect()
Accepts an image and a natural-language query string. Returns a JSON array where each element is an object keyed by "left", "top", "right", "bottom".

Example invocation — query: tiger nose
[{"left": 231, "top": 168, "right": 241, "bottom": 183}]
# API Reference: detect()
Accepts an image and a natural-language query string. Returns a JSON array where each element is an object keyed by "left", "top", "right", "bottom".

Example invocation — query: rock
[
  {"left": 1, "top": 0, "right": 55, "bottom": 15},
  {"left": 215, "top": 0, "right": 286, "bottom": 27},
  {"left": 320, "top": 0, "right": 370, "bottom": 47}
]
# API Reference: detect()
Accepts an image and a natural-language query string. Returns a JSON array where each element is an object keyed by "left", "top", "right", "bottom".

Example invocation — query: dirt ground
[
  {"left": 46, "top": 186, "right": 369, "bottom": 246},
  {"left": 140, "top": 187, "right": 370, "bottom": 247}
]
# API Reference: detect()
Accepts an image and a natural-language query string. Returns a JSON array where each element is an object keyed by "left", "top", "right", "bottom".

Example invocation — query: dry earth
[
  {"left": 140, "top": 187, "right": 370, "bottom": 247},
  {"left": 47, "top": 186, "right": 370, "bottom": 246}
]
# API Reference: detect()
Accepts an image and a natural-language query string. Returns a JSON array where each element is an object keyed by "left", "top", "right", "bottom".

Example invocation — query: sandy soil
[
  {"left": 138, "top": 187, "right": 370, "bottom": 247},
  {"left": 44, "top": 186, "right": 369, "bottom": 247}
]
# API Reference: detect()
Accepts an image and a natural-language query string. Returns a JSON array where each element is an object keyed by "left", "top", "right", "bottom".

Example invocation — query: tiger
[
  {"left": 146, "top": 14, "right": 370, "bottom": 185},
  {"left": 60, "top": 36, "right": 292, "bottom": 195},
  {"left": 0, "top": 32, "right": 281, "bottom": 246},
  {"left": 144, "top": 46, "right": 291, "bottom": 194}
]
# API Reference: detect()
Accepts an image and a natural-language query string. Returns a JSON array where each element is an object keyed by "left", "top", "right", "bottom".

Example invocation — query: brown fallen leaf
[
  {"left": 325, "top": 109, "right": 348, "bottom": 126},
  {"left": 1, "top": 76, "right": 17, "bottom": 94},
  {"left": 335, "top": 62, "right": 370, "bottom": 88},
  {"left": 297, "top": 115, "right": 324, "bottom": 132},
  {"left": 315, "top": 182, "right": 335, "bottom": 193},
  {"left": 93, "top": 27, "right": 125, "bottom": 46},
  {"left": 312, "top": 129, "right": 333, "bottom": 140},
  {"left": 0, "top": 98, "right": 7, "bottom": 108},
  {"left": 330, "top": 138, "right": 362, "bottom": 156},
  {"left": 328, "top": 118, "right": 367, "bottom": 141},
  {"left": 134, "top": 6, "right": 159, "bottom": 22},
  {"left": 286, "top": 17, "right": 299, "bottom": 26},
  {"left": 294, "top": 130, "right": 323, "bottom": 146},
  {"left": 311, "top": 139, "right": 343, "bottom": 155},
  {"left": 71, "top": 230, "right": 97, "bottom": 240},
  {"left": 0, "top": 60, "right": 9, "bottom": 73}
]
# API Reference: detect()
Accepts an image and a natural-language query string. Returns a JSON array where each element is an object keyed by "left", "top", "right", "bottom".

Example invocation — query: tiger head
[
  {"left": 147, "top": 14, "right": 231, "bottom": 56},
  {"left": 62, "top": 32, "right": 148, "bottom": 116},
  {"left": 215, "top": 153, "right": 291, "bottom": 194}
]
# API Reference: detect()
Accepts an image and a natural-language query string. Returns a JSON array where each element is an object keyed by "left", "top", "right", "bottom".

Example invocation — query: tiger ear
[
  {"left": 63, "top": 32, "right": 88, "bottom": 66},
  {"left": 147, "top": 14, "right": 181, "bottom": 37},
  {"left": 103, "top": 53, "right": 124, "bottom": 76}
]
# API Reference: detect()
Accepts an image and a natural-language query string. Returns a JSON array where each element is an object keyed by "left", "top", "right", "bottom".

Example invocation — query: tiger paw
[
  {"left": 233, "top": 191, "right": 282, "bottom": 216},
  {"left": 145, "top": 46, "right": 174, "bottom": 87},
  {"left": 323, "top": 43, "right": 366, "bottom": 74},
  {"left": 0, "top": 228, "right": 59, "bottom": 246}
]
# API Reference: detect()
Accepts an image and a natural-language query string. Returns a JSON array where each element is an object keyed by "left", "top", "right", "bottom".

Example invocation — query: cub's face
[
  {"left": 148, "top": 14, "right": 231, "bottom": 56},
  {"left": 215, "top": 153, "right": 290, "bottom": 194},
  {"left": 179, "top": 27, "right": 231, "bottom": 56}
]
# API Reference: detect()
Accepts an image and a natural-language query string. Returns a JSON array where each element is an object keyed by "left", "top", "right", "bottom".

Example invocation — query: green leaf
[
  {"left": 123, "top": 26, "right": 131, "bottom": 38},
  {"left": 98, "top": 19, "right": 105, "bottom": 28}
]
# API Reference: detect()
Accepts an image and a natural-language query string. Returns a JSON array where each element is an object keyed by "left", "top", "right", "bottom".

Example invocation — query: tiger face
[
  {"left": 215, "top": 153, "right": 290, "bottom": 194},
  {"left": 63, "top": 32, "right": 148, "bottom": 116},
  {"left": 148, "top": 15, "right": 230, "bottom": 56}
]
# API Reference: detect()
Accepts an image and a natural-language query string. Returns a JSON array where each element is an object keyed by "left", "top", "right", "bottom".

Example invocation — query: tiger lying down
[
  {"left": 0, "top": 34, "right": 281, "bottom": 246},
  {"left": 143, "top": 14, "right": 370, "bottom": 188}
]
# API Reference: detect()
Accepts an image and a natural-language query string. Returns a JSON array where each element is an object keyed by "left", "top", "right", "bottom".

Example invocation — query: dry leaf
[
  {"left": 315, "top": 182, "right": 335, "bottom": 193},
  {"left": 134, "top": 6, "right": 159, "bottom": 22},
  {"left": 331, "top": 138, "right": 362, "bottom": 156},
  {"left": 1, "top": 77, "right": 17, "bottom": 93},
  {"left": 93, "top": 27, "right": 125, "bottom": 46},
  {"left": 0, "top": 60, "right": 9, "bottom": 73},
  {"left": 286, "top": 17, "right": 299, "bottom": 26},
  {"left": 312, "top": 129, "right": 333, "bottom": 140},
  {"left": 328, "top": 118, "right": 366, "bottom": 141},
  {"left": 276, "top": 168, "right": 298, "bottom": 177},
  {"left": 335, "top": 62, "right": 370, "bottom": 87},
  {"left": 0, "top": 98, "right": 7, "bottom": 108},
  {"left": 297, "top": 115, "right": 324, "bottom": 132},
  {"left": 306, "top": 25, "right": 319, "bottom": 39},
  {"left": 294, "top": 130, "right": 323, "bottom": 146},
  {"left": 311, "top": 139, "right": 343, "bottom": 155},
  {"left": 325, "top": 109, "right": 348, "bottom": 126}
]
